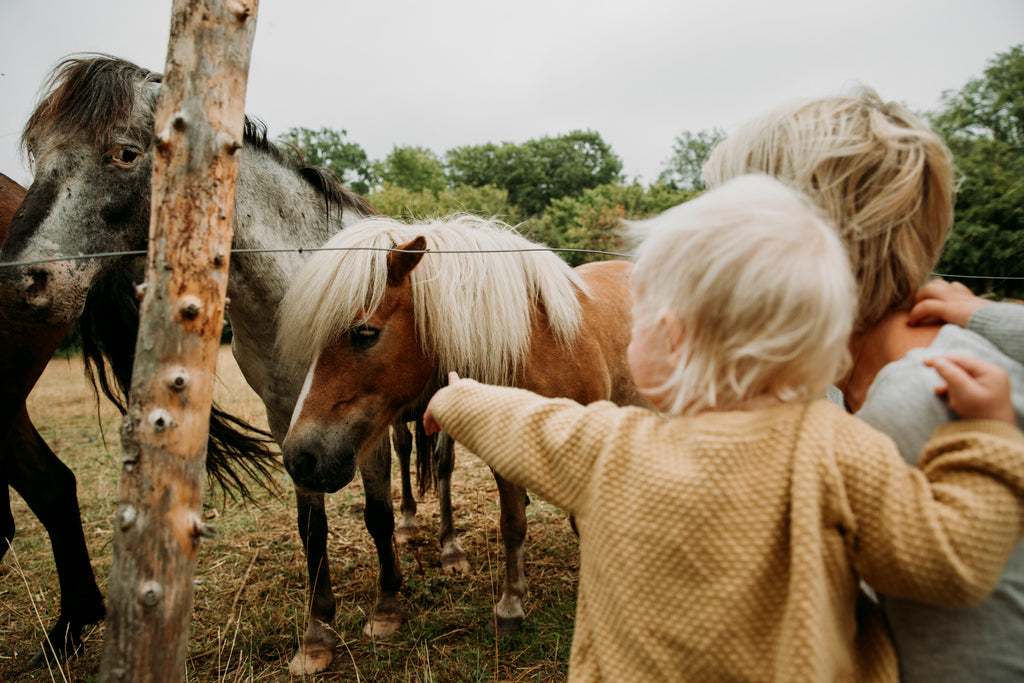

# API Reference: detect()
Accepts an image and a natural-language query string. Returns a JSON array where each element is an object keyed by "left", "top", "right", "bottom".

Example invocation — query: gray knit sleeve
[{"left": 968, "top": 302, "right": 1024, "bottom": 364}]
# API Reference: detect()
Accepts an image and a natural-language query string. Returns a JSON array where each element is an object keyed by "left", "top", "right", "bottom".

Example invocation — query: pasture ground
[{"left": 1, "top": 347, "right": 578, "bottom": 682}]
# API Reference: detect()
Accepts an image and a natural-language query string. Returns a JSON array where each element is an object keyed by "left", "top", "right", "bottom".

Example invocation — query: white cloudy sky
[{"left": 1, "top": 0, "right": 1021, "bottom": 187}]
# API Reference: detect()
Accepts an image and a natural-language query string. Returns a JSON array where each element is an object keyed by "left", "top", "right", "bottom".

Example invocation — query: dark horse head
[
  {"left": 0, "top": 56, "right": 282, "bottom": 498},
  {"left": 0, "top": 56, "right": 162, "bottom": 325}
]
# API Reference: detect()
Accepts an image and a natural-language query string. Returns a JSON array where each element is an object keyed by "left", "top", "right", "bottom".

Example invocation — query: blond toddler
[{"left": 423, "top": 175, "right": 1024, "bottom": 682}]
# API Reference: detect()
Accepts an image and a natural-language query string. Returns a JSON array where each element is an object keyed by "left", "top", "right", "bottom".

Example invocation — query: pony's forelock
[
  {"left": 276, "top": 215, "right": 586, "bottom": 384},
  {"left": 22, "top": 55, "right": 161, "bottom": 166}
]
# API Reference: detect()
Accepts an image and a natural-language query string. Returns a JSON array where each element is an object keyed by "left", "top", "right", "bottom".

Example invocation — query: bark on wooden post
[{"left": 99, "top": 1, "right": 258, "bottom": 680}]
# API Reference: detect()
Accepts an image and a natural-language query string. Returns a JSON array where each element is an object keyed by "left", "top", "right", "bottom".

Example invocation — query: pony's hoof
[
  {"left": 395, "top": 520, "right": 419, "bottom": 545},
  {"left": 362, "top": 610, "right": 403, "bottom": 638},
  {"left": 440, "top": 547, "right": 471, "bottom": 576},
  {"left": 24, "top": 647, "right": 58, "bottom": 672},
  {"left": 487, "top": 613, "right": 524, "bottom": 638},
  {"left": 290, "top": 620, "right": 336, "bottom": 675},
  {"left": 363, "top": 596, "right": 404, "bottom": 639},
  {"left": 288, "top": 643, "right": 334, "bottom": 676},
  {"left": 23, "top": 627, "right": 86, "bottom": 671}
]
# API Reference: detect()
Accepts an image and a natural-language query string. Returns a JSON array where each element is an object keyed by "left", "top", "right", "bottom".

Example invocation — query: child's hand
[
  {"left": 423, "top": 372, "right": 463, "bottom": 436},
  {"left": 909, "top": 279, "right": 990, "bottom": 328},
  {"left": 924, "top": 354, "right": 1015, "bottom": 425}
]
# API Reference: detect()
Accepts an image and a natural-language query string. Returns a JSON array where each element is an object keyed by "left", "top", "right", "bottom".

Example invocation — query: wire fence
[{"left": 2, "top": 244, "right": 1022, "bottom": 283}]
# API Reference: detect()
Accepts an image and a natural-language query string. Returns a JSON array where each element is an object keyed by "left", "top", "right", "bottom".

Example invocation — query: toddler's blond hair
[{"left": 630, "top": 175, "right": 855, "bottom": 416}]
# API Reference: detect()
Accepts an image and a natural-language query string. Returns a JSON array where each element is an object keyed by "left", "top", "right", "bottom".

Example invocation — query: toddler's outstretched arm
[
  {"left": 423, "top": 372, "right": 463, "bottom": 435},
  {"left": 909, "top": 279, "right": 990, "bottom": 327},
  {"left": 924, "top": 355, "right": 1014, "bottom": 425}
]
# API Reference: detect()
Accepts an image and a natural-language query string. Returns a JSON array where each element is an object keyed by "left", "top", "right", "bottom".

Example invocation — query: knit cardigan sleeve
[
  {"left": 428, "top": 378, "right": 652, "bottom": 515},
  {"left": 832, "top": 415, "right": 1024, "bottom": 608},
  {"left": 968, "top": 302, "right": 1024, "bottom": 364}
]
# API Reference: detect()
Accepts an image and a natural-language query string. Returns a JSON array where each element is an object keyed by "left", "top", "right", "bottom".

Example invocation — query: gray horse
[{"left": 0, "top": 55, "right": 461, "bottom": 674}]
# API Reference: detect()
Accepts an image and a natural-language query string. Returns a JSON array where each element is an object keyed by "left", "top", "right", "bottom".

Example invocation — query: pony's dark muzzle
[{"left": 283, "top": 425, "right": 358, "bottom": 493}]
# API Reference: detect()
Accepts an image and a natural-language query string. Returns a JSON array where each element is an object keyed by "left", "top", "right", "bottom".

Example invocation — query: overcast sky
[{"left": 1, "top": 1, "right": 1022, "bottom": 188}]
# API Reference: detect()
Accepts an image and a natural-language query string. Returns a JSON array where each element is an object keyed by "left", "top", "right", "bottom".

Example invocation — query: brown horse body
[
  {"left": 0, "top": 172, "right": 106, "bottom": 668},
  {"left": 279, "top": 216, "right": 648, "bottom": 651}
]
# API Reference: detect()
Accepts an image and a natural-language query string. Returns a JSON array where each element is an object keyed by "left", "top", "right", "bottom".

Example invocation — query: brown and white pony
[{"left": 278, "top": 214, "right": 650, "bottom": 660}]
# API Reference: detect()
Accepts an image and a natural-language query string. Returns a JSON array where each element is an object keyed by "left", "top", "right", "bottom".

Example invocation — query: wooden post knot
[
  {"left": 180, "top": 296, "right": 202, "bottom": 319},
  {"left": 148, "top": 409, "right": 174, "bottom": 432},
  {"left": 218, "top": 131, "right": 242, "bottom": 155},
  {"left": 226, "top": 0, "right": 254, "bottom": 20},
  {"left": 138, "top": 581, "right": 163, "bottom": 608},
  {"left": 168, "top": 368, "right": 190, "bottom": 391},
  {"left": 119, "top": 505, "right": 137, "bottom": 531}
]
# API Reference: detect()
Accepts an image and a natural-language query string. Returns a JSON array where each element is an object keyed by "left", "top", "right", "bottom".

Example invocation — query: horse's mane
[
  {"left": 277, "top": 215, "right": 588, "bottom": 386},
  {"left": 23, "top": 54, "right": 377, "bottom": 221},
  {"left": 242, "top": 118, "right": 379, "bottom": 220}
]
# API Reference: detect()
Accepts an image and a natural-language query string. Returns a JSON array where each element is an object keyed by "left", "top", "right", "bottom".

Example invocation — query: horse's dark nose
[{"left": 292, "top": 450, "right": 318, "bottom": 482}]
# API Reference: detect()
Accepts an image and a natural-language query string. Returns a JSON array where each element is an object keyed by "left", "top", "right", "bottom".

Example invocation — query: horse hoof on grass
[
  {"left": 363, "top": 611, "right": 403, "bottom": 638},
  {"left": 363, "top": 598, "right": 404, "bottom": 639},
  {"left": 288, "top": 643, "right": 334, "bottom": 676},
  {"left": 441, "top": 547, "right": 471, "bottom": 576},
  {"left": 25, "top": 646, "right": 66, "bottom": 673},
  {"left": 487, "top": 613, "right": 524, "bottom": 638},
  {"left": 395, "top": 521, "right": 419, "bottom": 545}
]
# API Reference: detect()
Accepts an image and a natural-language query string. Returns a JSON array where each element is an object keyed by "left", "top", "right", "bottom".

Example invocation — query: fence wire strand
[{"left": 0, "top": 244, "right": 1021, "bottom": 282}]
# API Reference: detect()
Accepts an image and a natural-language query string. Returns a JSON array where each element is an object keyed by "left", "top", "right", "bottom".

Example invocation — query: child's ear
[{"left": 660, "top": 311, "right": 686, "bottom": 353}]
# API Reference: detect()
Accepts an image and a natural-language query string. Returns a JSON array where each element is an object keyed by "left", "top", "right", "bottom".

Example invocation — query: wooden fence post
[{"left": 98, "top": 1, "right": 258, "bottom": 680}]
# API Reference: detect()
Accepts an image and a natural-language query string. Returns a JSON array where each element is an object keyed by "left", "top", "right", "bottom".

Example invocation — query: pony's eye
[
  {"left": 350, "top": 326, "right": 380, "bottom": 350},
  {"left": 107, "top": 145, "right": 144, "bottom": 168}
]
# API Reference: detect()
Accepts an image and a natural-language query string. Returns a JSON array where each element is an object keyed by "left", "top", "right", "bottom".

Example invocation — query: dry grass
[{"left": 2, "top": 347, "right": 578, "bottom": 682}]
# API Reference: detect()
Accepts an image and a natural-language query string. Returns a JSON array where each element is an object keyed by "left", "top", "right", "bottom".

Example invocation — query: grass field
[{"left": 1, "top": 347, "right": 578, "bottom": 682}]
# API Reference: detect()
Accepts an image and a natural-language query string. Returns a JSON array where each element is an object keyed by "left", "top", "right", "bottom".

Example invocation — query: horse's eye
[
  {"left": 350, "top": 326, "right": 380, "bottom": 350},
  {"left": 108, "top": 146, "right": 143, "bottom": 168}
]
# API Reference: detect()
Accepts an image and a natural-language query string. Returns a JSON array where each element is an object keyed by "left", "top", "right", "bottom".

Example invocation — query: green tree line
[{"left": 280, "top": 45, "right": 1023, "bottom": 296}]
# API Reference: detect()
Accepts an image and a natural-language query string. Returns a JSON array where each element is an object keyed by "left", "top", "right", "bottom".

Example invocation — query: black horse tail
[
  {"left": 413, "top": 421, "right": 437, "bottom": 496},
  {"left": 78, "top": 260, "right": 280, "bottom": 502}
]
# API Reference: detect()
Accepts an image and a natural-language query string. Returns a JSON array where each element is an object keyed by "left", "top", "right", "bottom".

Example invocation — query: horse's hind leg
[
  {"left": 5, "top": 407, "right": 105, "bottom": 669},
  {"left": 289, "top": 486, "right": 337, "bottom": 676},
  {"left": 390, "top": 422, "right": 419, "bottom": 543},
  {"left": 489, "top": 470, "right": 529, "bottom": 637},
  {"left": 434, "top": 433, "right": 469, "bottom": 575},
  {"left": 360, "top": 437, "right": 405, "bottom": 638}
]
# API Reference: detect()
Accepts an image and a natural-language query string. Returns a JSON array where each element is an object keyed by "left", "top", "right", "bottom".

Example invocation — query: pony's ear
[{"left": 387, "top": 236, "right": 428, "bottom": 285}]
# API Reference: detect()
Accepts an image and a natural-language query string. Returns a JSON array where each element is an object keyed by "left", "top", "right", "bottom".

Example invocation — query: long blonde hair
[
  {"left": 277, "top": 214, "right": 586, "bottom": 385},
  {"left": 702, "top": 86, "right": 954, "bottom": 331},
  {"left": 629, "top": 175, "right": 855, "bottom": 416}
]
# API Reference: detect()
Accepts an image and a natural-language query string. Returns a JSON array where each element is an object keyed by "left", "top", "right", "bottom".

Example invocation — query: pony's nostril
[
  {"left": 27, "top": 269, "right": 49, "bottom": 295},
  {"left": 295, "top": 451, "right": 317, "bottom": 480}
]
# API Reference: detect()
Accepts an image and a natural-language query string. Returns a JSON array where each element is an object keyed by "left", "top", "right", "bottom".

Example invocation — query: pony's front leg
[
  {"left": 360, "top": 437, "right": 404, "bottom": 637},
  {"left": 435, "top": 433, "right": 470, "bottom": 574},
  {"left": 490, "top": 470, "right": 529, "bottom": 636},
  {"left": 390, "top": 422, "right": 419, "bottom": 543},
  {"left": 289, "top": 486, "right": 336, "bottom": 675}
]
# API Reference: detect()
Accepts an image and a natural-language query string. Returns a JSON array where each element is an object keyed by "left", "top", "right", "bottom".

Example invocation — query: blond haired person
[
  {"left": 704, "top": 88, "right": 1024, "bottom": 681},
  {"left": 423, "top": 175, "right": 1024, "bottom": 682}
]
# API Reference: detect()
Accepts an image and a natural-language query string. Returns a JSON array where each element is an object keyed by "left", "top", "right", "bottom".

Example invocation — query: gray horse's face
[{"left": 0, "top": 136, "right": 153, "bottom": 326}]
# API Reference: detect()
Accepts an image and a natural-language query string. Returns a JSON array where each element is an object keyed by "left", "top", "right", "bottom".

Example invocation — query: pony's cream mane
[{"left": 277, "top": 214, "right": 587, "bottom": 384}]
